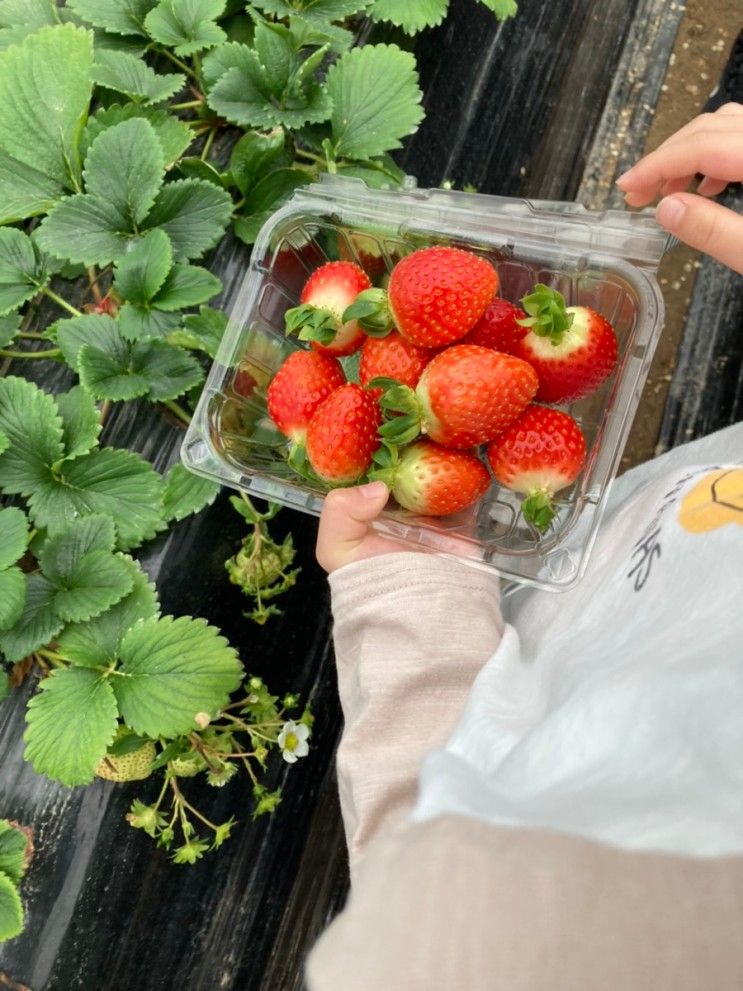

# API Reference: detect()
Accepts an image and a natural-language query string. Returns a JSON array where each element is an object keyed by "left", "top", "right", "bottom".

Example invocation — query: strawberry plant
[
  {"left": 0, "top": 0, "right": 518, "bottom": 941},
  {"left": 0, "top": 820, "right": 32, "bottom": 944}
]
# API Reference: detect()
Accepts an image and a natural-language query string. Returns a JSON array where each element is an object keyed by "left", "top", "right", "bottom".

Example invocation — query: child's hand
[
  {"left": 617, "top": 102, "right": 743, "bottom": 274},
  {"left": 316, "top": 481, "right": 402, "bottom": 573}
]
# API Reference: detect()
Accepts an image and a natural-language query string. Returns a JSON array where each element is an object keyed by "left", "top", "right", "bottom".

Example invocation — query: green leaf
[
  {"left": 67, "top": 0, "right": 159, "bottom": 36},
  {"left": 0, "top": 149, "right": 65, "bottom": 224},
  {"left": 52, "top": 549, "right": 135, "bottom": 624},
  {"left": 233, "top": 212, "right": 272, "bottom": 246},
  {"left": 84, "top": 118, "right": 164, "bottom": 228},
  {"left": 0, "top": 568, "right": 26, "bottom": 632},
  {"left": 0, "top": 24, "right": 93, "bottom": 193},
  {"left": 0, "top": 871, "right": 23, "bottom": 942},
  {"left": 28, "top": 447, "right": 165, "bottom": 551},
  {"left": 58, "top": 556, "right": 158, "bottom": 668},
  {"left": 162, "top": 463, "right": 220, "bottom": 523},
  {"left": 0, "top": 669, "right": 7, "bottom": 700},
  {"left": 229, "top": 128, "right": 287, "bottom": 196},
  {"left": 118, "top": 304, "right": 181, "bottom": 341},
  {"left": 83, "top": 104, "right": 192, "bottom": 168},
  {"left": 370, "top": 0, "right": 448, "bottom": 31},
  {"left": 202, "top": 40, "right": 251, "bottom": 88},
  {"left": 55, "top": 314, "right": 118, "bottom": 369},
  {"left": 243, "top": 166, "right": 310, "bottom": 213},
  {"left": 154, "top": 264, "right": 222, "bottom": 310},
  {"left": 0, "top": 228, "right": 50, "bottom": 315},
  {"left": 0, "top": 312, "right": 19, "bottom": 347},
  {"left": 0, "top": 573, "right": 62, "bottom": 662},
  {"left": 113, "top": 615, "right": 242, "bottom": 738},
  {"left": 24, "top": 666, "right": 118, "bottom": 785},
  {"left": 0, "top": 506, "right": 27, "bottom": 571},
  {"left": 250, "top": 0, "right": 371, "bottom": 22},
  {"left": 56, "top": 385, "right": 102, "bottom": 460},
  {"left": 37, "top": 515, "right": 117, "bottom": 582},
  {"left": 325, "top": 44, "right": 423, "bottom": 159},
  {"left": 114, "top": 229, "right": 173, "bottom": 307},
  {"left": 36, "top": 193, "right": 136, "bottom": 266},
  {"left": 144, "top": 0, "right": 226, "bottom": 56},
  {"left": 477, "top": 0, "right": 518, "bottom": 18},
  {"left": 145, "top": 179, "right": 233, "bottom": 260},
  {"left": 0, "top": 820, "right": 30, "bottom": 884},
  {"left": 175, "top": 158, "right": 226, "bottom": 187},
  {"left": 78, "top": 334, "right": 204, "bottom": 402},
  {"left": 92, "top": 49, "right": 185, "bottom": 105},
  {"left": 0, "top": 0, "right": 59, "bottom": 30},
  {"left": 0, "top": 376, "right": 64, "bottom": 497},
  {"left": 167, "top": 305, "right": 226, "bottom": 358}
]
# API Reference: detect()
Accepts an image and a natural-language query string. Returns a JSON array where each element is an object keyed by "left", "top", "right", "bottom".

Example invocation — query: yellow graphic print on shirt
[{"left": 677, "top": 469, "right": 743, "bottom": 533}]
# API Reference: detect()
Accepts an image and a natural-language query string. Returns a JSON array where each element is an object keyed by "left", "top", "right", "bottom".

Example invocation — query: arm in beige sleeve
[{"left": 328, "top": 551, "right": 503, "bottom": 873}]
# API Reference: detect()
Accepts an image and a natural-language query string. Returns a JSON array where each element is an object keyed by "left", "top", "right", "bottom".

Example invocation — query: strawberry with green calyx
[
  {"left": 344, "top": 246, "right": 499, "bottom": 347},
  {"left": 512, "top": 284, "right": 618, "bottom": 404},
  {"left": 266, "top": 350, "right": 346, "bottom": 443},
  {"left": 486, "top": 405, "right": 587, "bottom": 532},
  {"left": 461, "top": 296, "right": 528, "bottom": 352},
  {"left": 306, "top": 383, "right": 382, "bottom": 484},
  {"left": 359, "top": 331, "right": 435, "bottom": 399},
  {"left": 96, "top": 731, "right": 157, "bottom": 782},
  {"left": 370, "top": 439, "right": 490, "bottom": 516},
  {"left": 284, "top": 261, "right": 371, "bottom": 357},
  {"left": 377, "top": 344, "right": 538, "bottom": 450}
]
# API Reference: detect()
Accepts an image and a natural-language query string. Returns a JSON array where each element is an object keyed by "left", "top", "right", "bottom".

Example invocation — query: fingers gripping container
[{"left": 182, "top": 174, "right": 668, "bottom": 592}]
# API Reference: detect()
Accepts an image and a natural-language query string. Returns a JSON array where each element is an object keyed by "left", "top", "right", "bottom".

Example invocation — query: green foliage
[
  {"left": 370, "top": 0, "right": 448, "bottom": 33},
  {"left": 145, "top": 0, "right": 227, "bottom": 56},
  {"left": 0, "top": 821, "right": 29, "bottom": 943}
]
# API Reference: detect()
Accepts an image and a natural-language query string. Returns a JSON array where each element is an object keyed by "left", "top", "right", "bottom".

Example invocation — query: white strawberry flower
[{"left": 277, "top": 720, "right": 310, "bottom": 764}]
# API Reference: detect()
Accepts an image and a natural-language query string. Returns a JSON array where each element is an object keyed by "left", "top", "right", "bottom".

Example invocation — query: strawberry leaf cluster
[{"left": 0, "top": 819, "right": 31, "bottom": 943}]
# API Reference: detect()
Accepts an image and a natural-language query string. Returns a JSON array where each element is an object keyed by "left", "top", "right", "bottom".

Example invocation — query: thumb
[
  {"left": 316, "top": 481, "right": 389, "bottom": 573},
  {"left": 657, "top": 193, "right": 743, "bottom": 275}
]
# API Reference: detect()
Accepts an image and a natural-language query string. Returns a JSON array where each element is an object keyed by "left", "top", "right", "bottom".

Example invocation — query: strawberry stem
[
  {"left": 517, "top": 284, "right": 574, "bottom": 345},
  {"left": 521, "top": 489, "right": 557, "bottom": 533},
  {"left": 342, "top": 288, "right": 391, "bottom": 337}
]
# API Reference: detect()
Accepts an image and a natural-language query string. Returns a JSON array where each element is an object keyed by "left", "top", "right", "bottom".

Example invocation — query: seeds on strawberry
[
  {"left": 359, "top": 331, "right": 435, "bottom": 399},
  {"left": 486, "top": 405, "right": 587, "bottom": 532},
  {"left": 267, "top": 350, "right": 346, "bottom": 443},
  {"left": 306, "top": 383, "right": 382, "bottom": 484},
  {"left": 95, "top": 740, "right": 157, "bottom": 782},
  {"left": 461, "top": 297, "right": 528, "bottom": 353},
  {"left": 383, "top": 440, "right": 491, "bottom": 516},
  {"left": 284, "top": 261, "right": 371, "bottom": 356},
  {"left": 512, "top": 284, "right": 618, "bottom": 404}
]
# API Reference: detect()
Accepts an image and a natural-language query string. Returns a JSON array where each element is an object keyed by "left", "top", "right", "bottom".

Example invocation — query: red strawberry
[
  {"left": 511, "top": 285, "right": 618, "bottom": 404},
  {"left": 285, "top": 261, "right": 371, "bottom": 357},
  {"left": 267, "top": 350, "right": 346, "bottom": 442},
  {"left": 373, "top": 440, "right": 490, "bottom": 516},
  {"left": 461, "top": 297, "right": 528, "bottom": 353},
  {"left": 379, "top": 344, "right": 538, "bottom": 450},
  {"left": 306, "top": 383, "right": 382, "bottom": 483},
  {"left": 486, "top": 405, "right": 587, "bottom": 532},
  {"left": 359, "top": 332, "right": 435, "bottom": 400},
  {"left": 345, "top": 246, "right": 499, "bottom": 348}
]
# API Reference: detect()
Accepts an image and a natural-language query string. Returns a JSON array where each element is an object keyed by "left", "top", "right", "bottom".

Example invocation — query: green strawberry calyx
[
  {"left": 521, "top": 488, "right": 557, "bottom": 532},
  {"left": 342, "top": 288, "right": 393, "bottom": 338},
  {"left": 371, "top": 378, "right": 423, "bottom": 446},
  {"left": 284, "top": 303, "right": 339, "bottom": 346},
  {"left": 517, "top": 284, "right": 574, "bottom": 345}
]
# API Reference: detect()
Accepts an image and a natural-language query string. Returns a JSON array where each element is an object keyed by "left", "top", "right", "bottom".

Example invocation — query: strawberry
[
  {"left": 267, "top": 350, "right": 346, "bottom": 443},
  {"left": 461, "top": 297, "right": 528, "bottom": 352},
  {"left": 486, "top": 405, "right": 587, "bottom": 532},
  {"left": 511, "top": 284, "right": 618, "bottom": 404},
  {"left": 379, "top": 344, "right": 538, "bottom": 450},
  {"left": 285, "top": 261, "right": 371, "bottom": 357},
  {"left": 345, "top": 246, "right": 499, "bottom": 347},
  {"left": 96, "top": 740, "right": 156, "bottom": 782},
  {"left": 359, "top": 331, "right": 435, "bottom": 400},
  {"left": 373, "top": 440, "right": 490, "bottom": 516},
  {"left": 306, "top": 383, "right": 382, "bottom": 484}
]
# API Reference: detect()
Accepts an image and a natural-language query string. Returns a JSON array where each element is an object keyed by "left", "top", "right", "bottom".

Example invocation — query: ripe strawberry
[
  {"left": 96, "top": 740, "right": 156, "bottom": 782},
  {"left": 461, "top": 297, "right": 528, "bottom": 352},
  {"left": 511, "top": 284, "right": 618, "bottom": 404},
  {"left": 285, "top": 261, "right": 371, "bottom": 357},
  {"left": 345, "top": 246, "right": 499, "bottom": 347},
  {"left": 267, "top": 350, "right": 346, "bottom": 443},
  {"left": 379, "top": 344, "right": 538, "bottom": 450},
  {"left": 486, "top": 405, "right": 587, "bottom": 532},
  {"left": 374, "top": 440, "right": 490, "bottom": 516},
  {"left": 359, "top": 331, "right": 435, "bottom": 399},
  {"left": 306, "top": 383, "right": 381, "bottom": 484}
]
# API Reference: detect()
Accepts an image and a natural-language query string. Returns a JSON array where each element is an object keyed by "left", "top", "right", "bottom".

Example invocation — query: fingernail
[
  {"left": 360, "top": 480, "right": 388, "bottom": 499},
  {"left": 656, "top": 195, "right": 686, "bottom": 230},
  {"left": 616, "top": 167, "right": 635, "bottom": 189}
]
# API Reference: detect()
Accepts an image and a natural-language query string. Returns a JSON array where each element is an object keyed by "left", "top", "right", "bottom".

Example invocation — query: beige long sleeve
[{"left": 306, "top": 551, "right": 743, "bottom": 991}]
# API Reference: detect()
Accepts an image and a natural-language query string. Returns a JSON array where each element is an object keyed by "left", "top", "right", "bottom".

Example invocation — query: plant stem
[
  {"left": 19, "top": 331, "right": 50, "bottom": 340},
  {"left": 41, "top": 286, "right": 82, "bottom": 317},
  {"left": 36, "top": 648, "right": 67, "bottom": 669},
  {"left": 171, "top": 99, "right": 203, "bottom": 111},
  {"left": 200, "top": 127, "right": 217, "bottom": 162},
  {"left": 158, "top": 47, "right": 199, "bottom": 82},
  {"left": 99, "top": 399, "right": 112, "bottom": 427},
  {"left": 160, "top": 398, "right": 192, "bottom": 425},
  {"left": 0, "top": 347, "right": 61, "bottom": 360},
  {"left": 87, "top": 267, "right": 103, "bottom": 304},
  {"left": 295, "top": 148, "right": 325, "bottom": 164}
]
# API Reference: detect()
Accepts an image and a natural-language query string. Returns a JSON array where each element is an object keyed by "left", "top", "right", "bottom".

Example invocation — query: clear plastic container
[{"left": 182, "top": 174, "right": 669, "bottom": 591}]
